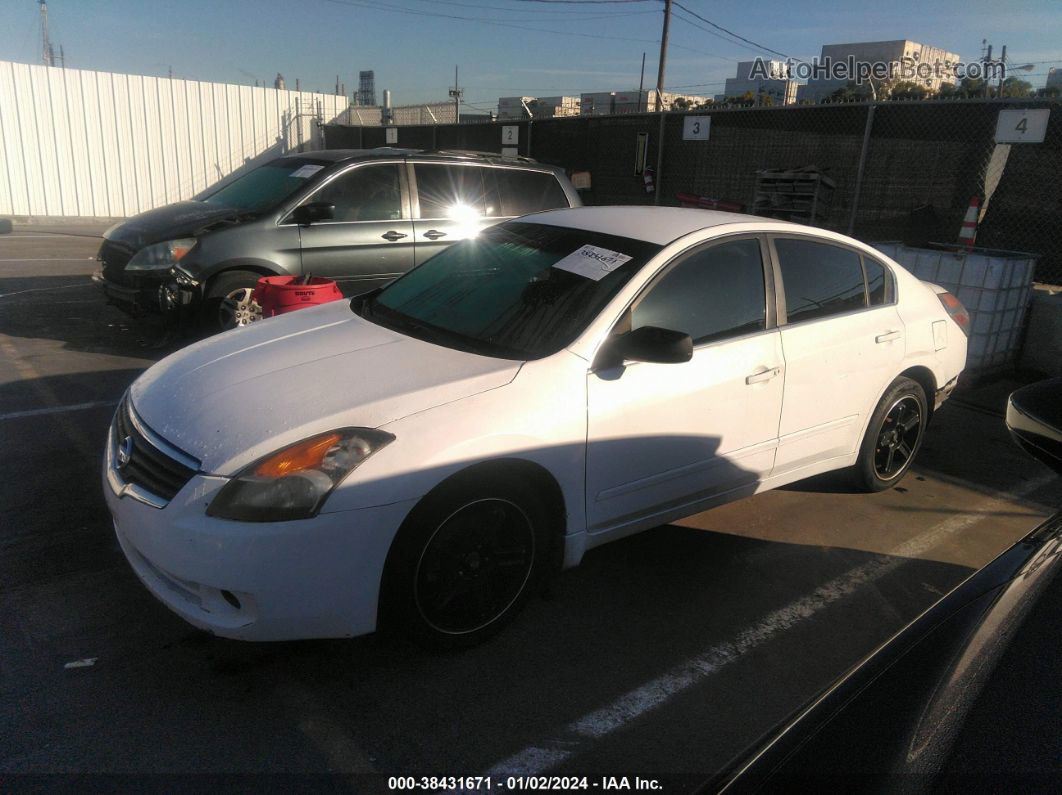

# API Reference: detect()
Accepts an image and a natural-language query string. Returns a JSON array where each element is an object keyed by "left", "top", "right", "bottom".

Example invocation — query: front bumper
[
  {"left": 103, "top": 462, "right": 417, "bottom": 641},
  {"left": 92, "top": 268, "right": 202, "bottom": 317}
]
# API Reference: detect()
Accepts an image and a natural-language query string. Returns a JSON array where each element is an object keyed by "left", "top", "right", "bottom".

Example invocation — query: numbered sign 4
[{"left": 994, "top": 109, "right": 1049, "bottom": 144}]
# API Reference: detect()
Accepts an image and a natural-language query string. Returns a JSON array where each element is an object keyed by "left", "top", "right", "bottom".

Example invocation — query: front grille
[
  {"left": 112, "top": 396, "right": 199, "bottom": 503},
  {"left": 99, "top": 239, "right": 135, "bottom": 285}
]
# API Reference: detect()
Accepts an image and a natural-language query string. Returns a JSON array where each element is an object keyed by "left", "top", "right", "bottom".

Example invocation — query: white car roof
[{"left": 526, "top": 206, "right": 803, "bottom": 245}]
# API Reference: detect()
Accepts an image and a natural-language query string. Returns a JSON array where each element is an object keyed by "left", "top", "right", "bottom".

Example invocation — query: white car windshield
[{"left": 357, "top": 222, "right": 662, "bottom": 359}]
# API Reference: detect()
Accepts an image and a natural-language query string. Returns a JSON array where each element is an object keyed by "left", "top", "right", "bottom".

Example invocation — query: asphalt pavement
[{"left": 2, "top": 225, "right": 1059, "bottom": 791}]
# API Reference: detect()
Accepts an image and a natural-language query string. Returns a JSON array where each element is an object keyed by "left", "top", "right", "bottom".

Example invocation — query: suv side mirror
[
  {"left": 290, "top": 201, "right": 334, "bottom": 226},
  {"left": 1006, "top": 378, "right": 1062, "bottom": 474},
  {"left": 595, "top": 325, "right": 693, "bottom": 370}
]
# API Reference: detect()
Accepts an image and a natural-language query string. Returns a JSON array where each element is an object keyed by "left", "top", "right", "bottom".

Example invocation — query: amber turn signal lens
[
  {"left": 254, "top": 432, "right": 342, "bottom": 478},
  {"left": 171, "top": 243, "right": 194, "bottom": 261}
]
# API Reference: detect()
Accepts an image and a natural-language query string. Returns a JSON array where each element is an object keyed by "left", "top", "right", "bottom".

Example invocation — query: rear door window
[
  {"left": 496, "top": 169, "right": 570, "bottom": 216},
  {"left": 774, "top": 238, "right": 867, "bottom": 324},
  {"left": 414, "top": 164, "right": 493, "bottom": 219},
  {"left": 863, "top": 256, "right": 895, "bottom": 305}
]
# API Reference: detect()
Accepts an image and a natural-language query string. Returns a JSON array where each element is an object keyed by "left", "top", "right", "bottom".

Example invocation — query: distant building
[
  {"left": 722, "top": 60, "right": 798, "bottom": 104},
  {"left": 497, "top": 96, "right": 536, "bottom": 119},
  {"left": 357, "top": 70, "right": 376, "bottom": 107},
  {"left": 1047, "top": 67, "right": 1062, "bottom": 90},
  {"left": 579, "top": 89, "right": 707, "bottom": 115},
  {"left": 800, "top": 40, "right": 961, "bottom": 102}
]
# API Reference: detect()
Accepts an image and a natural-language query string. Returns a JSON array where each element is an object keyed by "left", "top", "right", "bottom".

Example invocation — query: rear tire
[
  {"left": 201, "top": 270, "right": 263, "bottom": 334},
  {"left": 379, "top": 473, "right": 553, "bottom": 649},
  {"left": 854, "top": 377, "right": 928, "bottom": 492}
]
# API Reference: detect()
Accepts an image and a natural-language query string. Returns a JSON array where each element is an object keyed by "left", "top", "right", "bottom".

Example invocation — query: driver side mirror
[
  {"left": 594, "top": 325, "right": 693, "bottom": 370},
  {"left": 290, "top": 201, "right": 335, "bottom": 226}
]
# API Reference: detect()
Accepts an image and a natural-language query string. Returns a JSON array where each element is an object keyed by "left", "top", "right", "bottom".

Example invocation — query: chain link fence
[{"left": 324, "top": 98, "right": 1061, "bottom": 284}]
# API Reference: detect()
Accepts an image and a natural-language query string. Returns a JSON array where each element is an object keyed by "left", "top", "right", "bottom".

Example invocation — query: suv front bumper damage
[{"left": 93, "top": 267, "right": 202, "bottom": 320}]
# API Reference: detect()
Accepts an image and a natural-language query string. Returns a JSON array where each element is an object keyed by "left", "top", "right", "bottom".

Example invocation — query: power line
[
  {"left": 672, "top": 1, "right": 795, "bottom": 61},
  {"left": 399, "top": 0, "right": 658, "bottom": 18},
  {"left": 320, "top": 0, "right": 662, "bottom": 44}
]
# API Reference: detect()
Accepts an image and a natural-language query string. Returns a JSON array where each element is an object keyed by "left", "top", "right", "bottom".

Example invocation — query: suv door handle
[
  {"left": 875, "top": 330, "right": 902, "bottom": 343},
  {"left": 423, "top": 229, "right": 447, "bottom": 240},
  {"left": 381, "top": 230, "right": 407, "bottom": 241},
  {"left": 745, "top": 367, "right": 781, "bottom": 385}
]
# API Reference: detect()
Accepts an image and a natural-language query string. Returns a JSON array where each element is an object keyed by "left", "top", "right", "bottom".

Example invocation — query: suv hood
[
  {"left": 129, "top": 301, "right": 522, "bottom": 475},
  {"left": 105, "top": 201, "right": 243, "bottom": 250}
]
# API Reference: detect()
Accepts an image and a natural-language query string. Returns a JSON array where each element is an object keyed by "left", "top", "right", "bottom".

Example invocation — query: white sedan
[{"left": 103, "top": 207, "right": 968, "bottom": 646}]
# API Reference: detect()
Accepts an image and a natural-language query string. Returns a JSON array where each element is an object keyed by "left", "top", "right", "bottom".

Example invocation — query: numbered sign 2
[
  {"left": 683, "top": 116, "right": 711, "bottom": 141},
  {"left": 502, "top": 125, "right": 519, "bottom": 146},
  {"left": 994, "top": 109, "right": 1049, "bottom": 143}
]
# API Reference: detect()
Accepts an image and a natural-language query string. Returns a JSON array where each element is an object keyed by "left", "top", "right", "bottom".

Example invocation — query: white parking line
[
  {"left": 0, "top": 283, "right": 93, "bottom": 299},
  {"left": 482, "top": 472, "right": 1056, "bottom": 777},
  {"left": 0, "top": 400, "right": 118, "bottom": 421},
  {"left": 0, "top": 257, "right": 96, "bottom": 261}
]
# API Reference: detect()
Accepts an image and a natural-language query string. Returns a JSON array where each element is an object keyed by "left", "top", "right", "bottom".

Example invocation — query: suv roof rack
[{"left": 422, "top": 149, "right": 538, "bottom": 164}]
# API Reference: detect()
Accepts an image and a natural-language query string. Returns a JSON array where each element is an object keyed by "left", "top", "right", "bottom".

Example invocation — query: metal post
[
  {"left": 847, "top": 103, "right": 876, "bottom": 235},
  {"left": 527, "top": 120, "right": 533, "bottom": 158}
]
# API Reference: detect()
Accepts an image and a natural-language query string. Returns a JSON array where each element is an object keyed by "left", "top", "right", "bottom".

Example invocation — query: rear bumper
[{"left": 935, "top": 375, "right": 959, "bottom": 410}]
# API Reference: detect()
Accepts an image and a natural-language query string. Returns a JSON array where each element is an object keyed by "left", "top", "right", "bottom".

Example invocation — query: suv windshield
[
  {"left": 357, "top": 221, "right": 662, "bottom": 359},
  {"left": 202, "top": 158, "right": 330, "bottom": 212}
]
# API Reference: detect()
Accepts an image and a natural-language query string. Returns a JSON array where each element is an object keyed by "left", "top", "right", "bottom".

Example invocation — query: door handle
[
  {"left": 423, "top": 229, "right": 447, "bottom": 240},
  {"left": 745, "top": 366, "right": 780, "bottom": 385},
  {"left": 381, "top": 230, "right": 407, "bottom": 241},
  {"left": 875, "top": 330, "right": 902, "bottom": 343}
]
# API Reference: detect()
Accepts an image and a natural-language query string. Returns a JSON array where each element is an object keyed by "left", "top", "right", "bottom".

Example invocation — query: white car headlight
[
  {"left": 206, "top": 428, "right": 395, "bottom": 522},
  {"left": 126, "top": 238, "right": 197, "bottom": 271}
]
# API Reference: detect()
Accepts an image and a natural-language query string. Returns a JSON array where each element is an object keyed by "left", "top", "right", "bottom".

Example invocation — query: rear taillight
[{"left": 937, "top": 291, "right": 970, "bottom": 337}]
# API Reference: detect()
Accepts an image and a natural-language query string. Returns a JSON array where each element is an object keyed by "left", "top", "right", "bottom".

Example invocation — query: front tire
[
  {"left": 380, "top": 474, "right": 553, "bottom": 649},
  {"left": 201, "top": 270, "right": 263, "bottom": 333},
  {"left": 855, "top": 376, "right": 928, "bottom": 492}
]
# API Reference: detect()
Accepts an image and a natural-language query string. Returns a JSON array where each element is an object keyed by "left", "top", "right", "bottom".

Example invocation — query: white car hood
[{"left": 129, "top": 301, "right": 521, "bottom": 474}]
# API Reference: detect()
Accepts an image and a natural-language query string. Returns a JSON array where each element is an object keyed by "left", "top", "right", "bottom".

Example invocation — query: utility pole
[
  {"left": 39, "top": 0, "right": 53, "bottom": 66},
  {"left": 637, "top": 51, "right": 646, "bottom": 113},
  {"left": 998, "top": 44, "right": 1007, "bottom": 97},
  {"left": 655, "top": 0, "right": 672, "bottom": 112},
  {"left": 449, "top": 65, "right": 463, "bottom": 124},
  {"left": 653, "top": 0, "right": 672, "bottom": 205}
]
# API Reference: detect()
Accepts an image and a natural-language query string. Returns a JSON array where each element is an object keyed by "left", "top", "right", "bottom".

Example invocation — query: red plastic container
[{"left": 253, "top": 275, "right": 343, "bottom": 318}]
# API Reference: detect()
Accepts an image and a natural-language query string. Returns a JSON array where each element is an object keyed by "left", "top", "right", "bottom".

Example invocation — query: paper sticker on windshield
[
  {"left": 290, "top": 164, "right": 324, "bottom": 178},
  {"left": 552, "top": 245, "right": 632, "bottom": 281}
]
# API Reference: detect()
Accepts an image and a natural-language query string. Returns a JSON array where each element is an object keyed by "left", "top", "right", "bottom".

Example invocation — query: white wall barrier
[{"left": 0, "top": 60, "right": 347, "bottom": 218}]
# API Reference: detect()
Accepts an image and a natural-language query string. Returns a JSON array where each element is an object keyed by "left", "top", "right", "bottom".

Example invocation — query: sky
[{"left": 0, "top": 0, "right": 1059, "bottom": 107}]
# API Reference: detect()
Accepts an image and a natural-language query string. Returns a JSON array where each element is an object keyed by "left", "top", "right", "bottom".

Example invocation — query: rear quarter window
[{"left": 496, "top": 169, "right": 570, "bottom": 216}]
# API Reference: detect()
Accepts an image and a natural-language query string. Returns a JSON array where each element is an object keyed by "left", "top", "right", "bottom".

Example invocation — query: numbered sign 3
[{"left": 682, "top": 116, "right": 711, "bottom": 141}]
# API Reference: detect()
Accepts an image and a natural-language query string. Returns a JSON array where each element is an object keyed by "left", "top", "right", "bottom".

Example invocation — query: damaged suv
[{"left": 93, "top": 148, "right": 580, "bottom": 332}]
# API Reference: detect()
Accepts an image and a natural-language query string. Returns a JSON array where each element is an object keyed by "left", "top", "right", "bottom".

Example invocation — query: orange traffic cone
[{"left": 958, "top": 196, "right": 980, "bottom": 251}]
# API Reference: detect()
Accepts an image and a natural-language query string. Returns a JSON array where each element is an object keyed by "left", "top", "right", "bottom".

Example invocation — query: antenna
[{"left": 39, "top": 0, "right": 53, "bottom": 66}]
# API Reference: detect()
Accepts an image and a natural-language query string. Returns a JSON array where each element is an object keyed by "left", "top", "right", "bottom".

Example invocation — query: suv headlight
[
  {"left": 126, "top": 238, "right": 197, "bottom": 271},
  {"left": 207, "top": 428, "right": 395, "bottom": 522}
]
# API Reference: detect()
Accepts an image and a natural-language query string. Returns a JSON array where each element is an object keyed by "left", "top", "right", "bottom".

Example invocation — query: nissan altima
[{"left": 103, "top": 207, "right": 968, "bottom": 646}]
